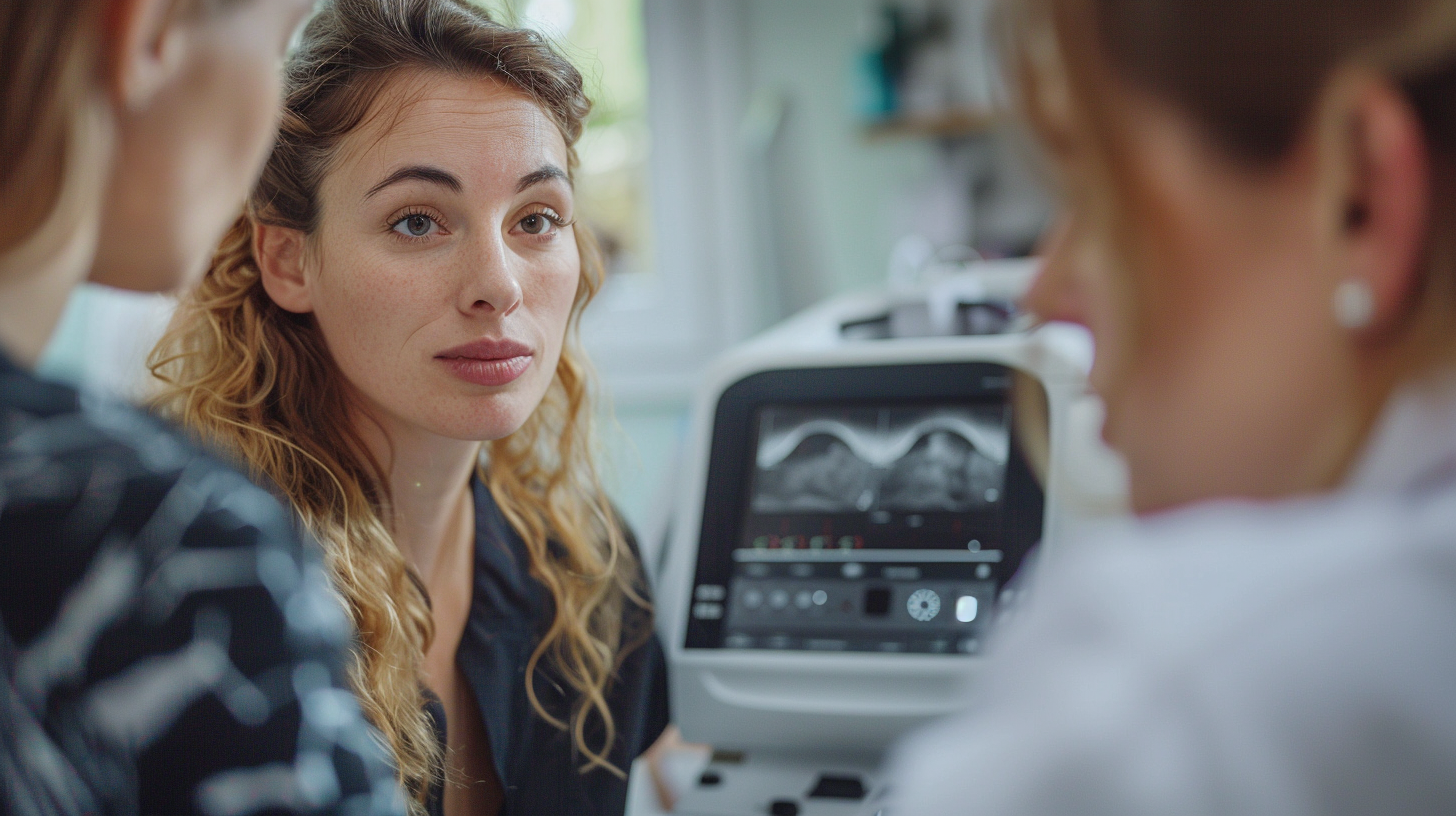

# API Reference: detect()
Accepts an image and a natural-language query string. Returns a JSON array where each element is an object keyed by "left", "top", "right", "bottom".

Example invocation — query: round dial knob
[{"left": 907, "top": 588, "right": 941, "bottom": 622}]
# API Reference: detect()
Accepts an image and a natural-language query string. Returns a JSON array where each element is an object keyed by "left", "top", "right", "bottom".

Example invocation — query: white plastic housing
[{"left": 657, "top": 260, "right": 1127, "bottom": 755}]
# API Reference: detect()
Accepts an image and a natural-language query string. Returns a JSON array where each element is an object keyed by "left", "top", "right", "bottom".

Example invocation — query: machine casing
[{"left": 656, "top": 261, "right": 1126, "bottom": 815}]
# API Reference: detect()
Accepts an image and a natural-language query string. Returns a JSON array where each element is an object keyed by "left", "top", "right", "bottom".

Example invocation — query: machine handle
[{"left": 702, "top": 671, "right": 962, "bottom": 718}]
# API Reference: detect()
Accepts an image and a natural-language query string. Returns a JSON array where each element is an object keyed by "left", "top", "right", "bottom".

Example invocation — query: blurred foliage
[
  {"left": 466, "top": 0, "right": 646, "bottom": 127},
  {"left": 467, "top": 0, "right": 654, "bottom": 276}
]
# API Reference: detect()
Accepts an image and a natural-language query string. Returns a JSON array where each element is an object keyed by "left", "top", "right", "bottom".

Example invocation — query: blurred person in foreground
[
  {"left": 890, "top": 1, "right": 1456, "bottom": 814},
  {"left": 0, "top": 1, "right": 405, "bottom": 813}
]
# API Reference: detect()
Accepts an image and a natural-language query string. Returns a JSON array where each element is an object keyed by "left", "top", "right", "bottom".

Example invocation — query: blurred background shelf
[{"left": 864, "top": 107, "right": 1001, "bottom": 139}]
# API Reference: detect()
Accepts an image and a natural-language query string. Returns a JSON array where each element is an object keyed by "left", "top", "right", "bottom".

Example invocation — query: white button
[
  {"left": 695, "top": 584, "right": 726, "bottom": 602},
  {"left": 812, "top": 590, "right": 828, "bottom": 606},
  {"left": 956, "top": 595, "right": 979, "bottom": 623}
]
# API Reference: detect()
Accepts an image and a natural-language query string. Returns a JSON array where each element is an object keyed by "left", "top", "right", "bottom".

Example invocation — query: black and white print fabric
[{"left": 0, "top": 357, "right": 406, "bottom": 816}]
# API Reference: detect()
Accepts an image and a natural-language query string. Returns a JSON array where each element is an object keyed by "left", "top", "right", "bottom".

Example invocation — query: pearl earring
[{"left": 1333, "top": 279, "right": 1375, "bottom": 330}]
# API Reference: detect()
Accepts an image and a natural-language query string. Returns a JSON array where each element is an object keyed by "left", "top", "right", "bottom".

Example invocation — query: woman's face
[
  {"left": 297, "top": 70, "right": 581, "bottom": 444},
  {"left": 91, "top": 0, "right": 314, "bottom": 292},
  {"left": 1024, "top": 85, "right": 1355, "bottom": 513}
]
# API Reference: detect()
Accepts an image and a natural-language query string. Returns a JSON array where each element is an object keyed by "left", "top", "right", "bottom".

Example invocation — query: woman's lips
[{"left": 436, "top": 339, "right": 533, "bottom": 387}]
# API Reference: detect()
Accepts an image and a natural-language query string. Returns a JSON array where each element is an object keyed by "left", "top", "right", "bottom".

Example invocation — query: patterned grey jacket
[{"left": 0, "top": 356, "right": 405, "bottom": 816}]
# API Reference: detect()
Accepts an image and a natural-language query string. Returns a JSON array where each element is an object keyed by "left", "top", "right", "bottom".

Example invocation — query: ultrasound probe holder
[{"left": 657, "top": 260, "right": 1126, "bottom": 816}]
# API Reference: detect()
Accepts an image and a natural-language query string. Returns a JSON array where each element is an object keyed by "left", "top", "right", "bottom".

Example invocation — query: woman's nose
[
  {"left": 460, "top": 228, "right": 523, "bottom": 317},
  {"left": 1021, "top": 216, "right": 1089, "bottom": 328}
]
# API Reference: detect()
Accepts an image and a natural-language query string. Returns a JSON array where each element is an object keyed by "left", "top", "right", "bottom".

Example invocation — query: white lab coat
[{"left": 888, "top": 375, "right": 1456, "bottom": 815}]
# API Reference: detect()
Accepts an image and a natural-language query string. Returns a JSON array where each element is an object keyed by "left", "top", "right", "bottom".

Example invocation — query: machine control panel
[{"left": 693, "top": 554, "right": 1001, "bottom": 654}]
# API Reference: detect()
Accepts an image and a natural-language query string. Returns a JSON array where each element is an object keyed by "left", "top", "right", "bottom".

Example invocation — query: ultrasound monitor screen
[
  {"left": 683, "top": 363, "right": 1047, "bottom": 656},
  {"left": 740, "top": 403, "right": 1012, "bottom": 559},
  {"left": 750, "top": 405, "right": 1010, "bottom": 515}
]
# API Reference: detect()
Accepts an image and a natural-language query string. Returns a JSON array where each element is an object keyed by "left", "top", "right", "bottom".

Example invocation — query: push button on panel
[
  {"left": 694, "top": 584, "right": 727, "bottom": 602},
  {"left": 863, "top": 586, "right": 891, "bottom": 616},
  {"left": 906, "top": 588, "right": 941, "bottom": 621},
  {"left": 808, "top": 773, "right": 867, "bottom": 800}
]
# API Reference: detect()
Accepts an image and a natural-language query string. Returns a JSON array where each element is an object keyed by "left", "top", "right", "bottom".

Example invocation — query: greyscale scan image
[{"left": 750, "top": 404, "right": 1010, "bottom": 513}]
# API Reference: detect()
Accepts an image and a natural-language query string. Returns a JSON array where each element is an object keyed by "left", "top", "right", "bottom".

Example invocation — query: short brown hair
[{"left": 0, "top": 1, "right": 102, "bottom": 245}]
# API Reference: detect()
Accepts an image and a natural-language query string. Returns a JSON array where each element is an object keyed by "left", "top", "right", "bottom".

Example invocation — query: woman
[
  {"left": 0, "top": 0, "right": 401, "bottom": 813},
  {"left": 148, "top": 1, "right": 669, "bottom": 814},
  {"left": 890, "top": 0, "right": 1456, "bottom": 813}
]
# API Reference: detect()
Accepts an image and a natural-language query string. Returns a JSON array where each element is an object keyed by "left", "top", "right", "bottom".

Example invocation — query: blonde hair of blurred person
[
  {"left": 0, "top": 0, "right": 311, "bottom": 360},
  {"left": 1013, "top": 0, "right": 1456, "bottom": 512},
  {"left": 147, "top": 1, "right": 652, "bottom": 810}
]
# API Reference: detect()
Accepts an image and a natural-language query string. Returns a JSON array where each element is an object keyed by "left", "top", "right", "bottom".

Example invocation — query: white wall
[
  {"left": 742, "top": 0, "right": 938, "bottom": 304},
  {"left": 38, "top": 285, "right": 175, "bottom": 402}
]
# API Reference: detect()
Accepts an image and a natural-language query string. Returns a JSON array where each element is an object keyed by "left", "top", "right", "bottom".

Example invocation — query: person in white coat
[{"left": 889, "top": 1, "right": 1456, "bottom": 813}]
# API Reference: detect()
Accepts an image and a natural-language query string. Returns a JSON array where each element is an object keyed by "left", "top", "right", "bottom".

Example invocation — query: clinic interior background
[{"left": 41, "top": 0, "right": 1051, "bottom": 568}]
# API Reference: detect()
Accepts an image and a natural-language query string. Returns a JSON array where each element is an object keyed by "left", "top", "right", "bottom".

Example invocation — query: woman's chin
[
  {"left": 415, "top": 407, "right": 536, "bottom": 444},
  {"left": 372, "top": 382, "right": 545, "bottom": 444}
]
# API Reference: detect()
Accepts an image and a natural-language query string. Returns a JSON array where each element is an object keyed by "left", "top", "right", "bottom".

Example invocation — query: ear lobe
[
  {"left": 1337, "top": 76, "right": 1430, "bottom": 332},
  {"left": 254, "top": 222, "right": 315, "bottom": 314},
  {"left": 103, "top": 0, "right": 190, "bottom": 113}
]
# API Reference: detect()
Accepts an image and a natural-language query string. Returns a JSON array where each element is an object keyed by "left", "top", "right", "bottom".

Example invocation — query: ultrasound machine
[{"left": 653, "top": 258, "right": 1127, "bottom": 816}]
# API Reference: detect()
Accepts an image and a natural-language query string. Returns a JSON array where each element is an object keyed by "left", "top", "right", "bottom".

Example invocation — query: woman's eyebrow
[
  {"left": 516, "top": 164, "right": 568, "bottom": 193},
  {"left": 364, "top": 165, "right": 462, "bottom": 199}
]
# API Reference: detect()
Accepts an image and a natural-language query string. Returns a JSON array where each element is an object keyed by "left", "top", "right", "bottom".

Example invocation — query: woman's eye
[
  {"left": 520, "top": 213, "right": 552, "bottom": 235},
  {"left": 392, "top": 213, "right": 439, "bottom": 238}
]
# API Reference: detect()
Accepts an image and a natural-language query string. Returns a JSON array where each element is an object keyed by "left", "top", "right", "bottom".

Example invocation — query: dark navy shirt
[
  {"left": 426, "top": 479, "right": 669, "bottom": 816},
  {"left": 0, "top": 356, "right": 404, "bottom": 815}
]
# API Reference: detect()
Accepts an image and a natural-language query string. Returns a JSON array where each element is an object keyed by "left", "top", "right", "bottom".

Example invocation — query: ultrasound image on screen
[{"left": 750, "top": 405, "right": 1010, "bottom": 513}]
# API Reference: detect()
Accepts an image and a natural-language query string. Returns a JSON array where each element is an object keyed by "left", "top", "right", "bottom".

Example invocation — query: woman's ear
[
  {"left": 103, "top": 0, "right": 192, "bottom": 112},
  {"left": 254, "top": 222, "right": 314, "bottom": 314},
  {"left": 1327, "top": 73, "right": 1430, "bottom": 334}
]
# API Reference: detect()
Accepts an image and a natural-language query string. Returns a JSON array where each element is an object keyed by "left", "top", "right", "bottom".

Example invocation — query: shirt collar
[
  {"left": 0, "top": 348, "right": 79, "bottom": 417},
  {"left": 1345, "top": 370, "right": 1456, "bottom": 495}
]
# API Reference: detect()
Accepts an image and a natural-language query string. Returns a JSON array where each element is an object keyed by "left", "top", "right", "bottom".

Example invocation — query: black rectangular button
[{"left": 808, "top": 774, "right": 866, "bottom": 800}]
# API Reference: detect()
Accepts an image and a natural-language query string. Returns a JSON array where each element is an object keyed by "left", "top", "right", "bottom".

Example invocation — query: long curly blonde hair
[{"left": 147, "top": 0, "right": 648, "bottom": 808}]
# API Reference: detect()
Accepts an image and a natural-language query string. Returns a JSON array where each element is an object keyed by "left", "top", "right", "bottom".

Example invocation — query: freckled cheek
[
  {"left": 314, "top": 254, "right": 442, "bottom": 370},
  {"left": 525, "top": 253, "right": 582, "bottom": 343}
]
